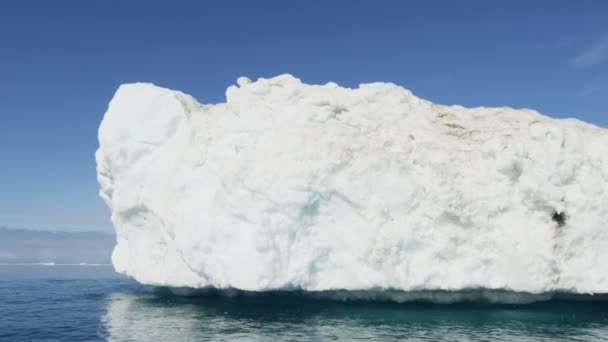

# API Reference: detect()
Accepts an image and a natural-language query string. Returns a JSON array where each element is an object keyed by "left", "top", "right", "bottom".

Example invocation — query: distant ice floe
[
  {"left": 96, "top": 75, "right": 608, "bottom": 303},
  {"left": 0, "top": 262, "right": 111, "bottom": 266}
]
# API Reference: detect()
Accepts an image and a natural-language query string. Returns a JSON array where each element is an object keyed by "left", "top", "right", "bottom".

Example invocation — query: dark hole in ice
[{"left": 552, "top": 211, "right": 566, "bottom": 227}]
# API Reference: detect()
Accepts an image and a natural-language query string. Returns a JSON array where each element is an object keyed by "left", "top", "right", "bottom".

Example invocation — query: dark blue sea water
[{"left": 2, "top": 265, "right": 608, "bottom": 341}]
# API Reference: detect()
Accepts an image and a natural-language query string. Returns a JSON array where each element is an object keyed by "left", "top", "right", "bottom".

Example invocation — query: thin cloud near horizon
[
  {"left": 572, "top": 33, "right": 608, "bottom": 68},
  {"left": 0, "top": 227, "right": 115, "bottom": 264}
]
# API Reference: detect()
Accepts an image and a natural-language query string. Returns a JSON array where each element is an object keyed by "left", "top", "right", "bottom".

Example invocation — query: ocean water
[{"left": 2, "top": 266, "right": 608, "bottom": 341}]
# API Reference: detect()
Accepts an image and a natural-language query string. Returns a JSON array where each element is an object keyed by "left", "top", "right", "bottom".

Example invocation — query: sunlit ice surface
[{"left": 97, "top": 75, "right": 608, "bottom": 298}]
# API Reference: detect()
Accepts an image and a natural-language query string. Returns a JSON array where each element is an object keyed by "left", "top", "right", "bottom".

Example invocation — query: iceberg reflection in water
[{"left": 102, "top": 290, "right": 608, "bottom": 341}]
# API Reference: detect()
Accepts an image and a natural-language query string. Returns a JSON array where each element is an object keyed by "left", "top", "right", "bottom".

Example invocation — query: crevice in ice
[
  {"left": 445, "top": 123, "right": 466, "bottom": 130},
  {"left": 300, "top": 195, "right": 320, "bottom": 218},
  {"left": 320, "top": 190, "right": 359, "bottom": 210},
  {"left": 331, "top": 105, "right": 349, "bottom": 115},
  {"left": 500, "top": 161, "right": 523, "bottom": 182},
  {"left": 119, "top": 205, "right": 149, "bottom": 225}
]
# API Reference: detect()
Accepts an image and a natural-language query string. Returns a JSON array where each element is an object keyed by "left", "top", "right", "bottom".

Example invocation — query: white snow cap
[{"left": 96, "top": 74, "right": 608, "bottom": 302}]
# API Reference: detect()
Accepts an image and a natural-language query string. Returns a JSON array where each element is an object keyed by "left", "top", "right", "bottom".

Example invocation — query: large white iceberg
[{"left": 96, "top": 74, "right": 608, "bottom": 301}]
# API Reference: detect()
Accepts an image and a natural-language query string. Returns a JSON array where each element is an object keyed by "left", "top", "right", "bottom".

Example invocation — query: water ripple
[
  {"left": 2, "top": 269, "right": 608, "bottom": 342},
  {"left": 102, "top": 290, "right": 608, "bottom": 341}
]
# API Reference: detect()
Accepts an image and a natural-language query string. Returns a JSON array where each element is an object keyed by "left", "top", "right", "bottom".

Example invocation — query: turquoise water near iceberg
[{"left": 1, "top": 265, "right": 608, "bottom": 341}]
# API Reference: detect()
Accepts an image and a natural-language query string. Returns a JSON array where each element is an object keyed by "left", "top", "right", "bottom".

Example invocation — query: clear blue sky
[{"left": 0, "top": 1, "right": 606, "bottom": 232}]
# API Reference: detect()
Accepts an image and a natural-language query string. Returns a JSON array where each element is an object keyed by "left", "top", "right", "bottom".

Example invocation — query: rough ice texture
[{"left": 96, "top": 74, "right": 608, "bottom": 302}]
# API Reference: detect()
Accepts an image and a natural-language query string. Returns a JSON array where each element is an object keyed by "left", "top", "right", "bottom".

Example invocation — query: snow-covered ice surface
[{"left": 96, "top": 75, "right": 608, "bottom": 303}]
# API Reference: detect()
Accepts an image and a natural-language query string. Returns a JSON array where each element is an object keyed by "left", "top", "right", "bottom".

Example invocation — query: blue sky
[{"left": 0, "top": 1, "right": 606, "bottom": 232}]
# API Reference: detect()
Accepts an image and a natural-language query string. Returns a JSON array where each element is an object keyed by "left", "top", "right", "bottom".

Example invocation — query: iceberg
[{"left": 96, "top": 74, "right": 608, "bottom": 302}]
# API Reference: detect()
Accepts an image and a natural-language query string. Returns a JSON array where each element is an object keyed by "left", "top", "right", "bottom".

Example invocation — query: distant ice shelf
[
  {"left": 96, "top": 74, "right": 608, "bottom": 303},
  {"left": 0, "top": 262, "right": 112, "bottom": 266}
]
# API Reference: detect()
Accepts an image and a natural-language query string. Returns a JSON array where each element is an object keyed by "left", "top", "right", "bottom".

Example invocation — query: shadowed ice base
[{"left": 168, "top": 287, "right": 608, "bottom": 305}]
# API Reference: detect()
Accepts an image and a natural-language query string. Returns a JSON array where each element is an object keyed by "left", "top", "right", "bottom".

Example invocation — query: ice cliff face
[{"left": 96, "top": 75, "right": 608, "bottom": 300}]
